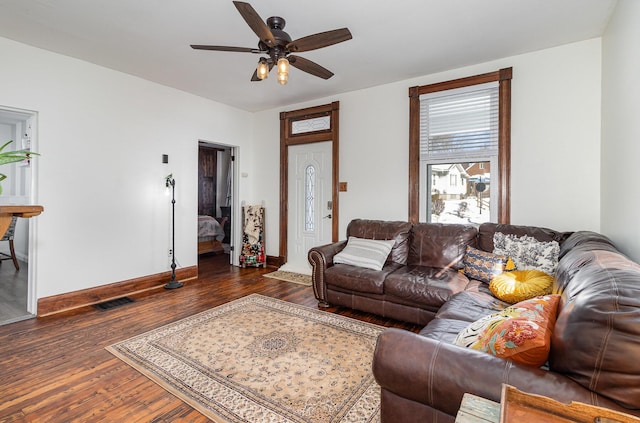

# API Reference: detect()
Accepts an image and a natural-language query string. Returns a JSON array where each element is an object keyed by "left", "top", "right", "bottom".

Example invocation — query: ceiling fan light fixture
[
  {"left": 277, "top": 57, "right": 289, "bottom": 85},
  {"left": 256, "top": 58, "right": 269, "bottom": 80}
]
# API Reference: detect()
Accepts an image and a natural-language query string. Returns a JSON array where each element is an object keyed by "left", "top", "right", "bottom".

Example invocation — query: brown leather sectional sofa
[{"left": 308, "top": 219, "right": 640, "bottom": 422}]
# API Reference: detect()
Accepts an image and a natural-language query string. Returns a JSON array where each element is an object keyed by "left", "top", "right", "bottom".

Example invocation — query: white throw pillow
[
  {"left": 493, "top": 232, "right": 560, "bottom": 274},
  {"left": 333, "top": 237, "right": 396, "bottom": 271}
]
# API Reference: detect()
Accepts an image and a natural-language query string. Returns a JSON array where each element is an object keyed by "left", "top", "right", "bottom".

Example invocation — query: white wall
[
  {"left": 0, "top": 33, "right": 611, "bottom": 299},
  {"left": 254, "top": 39, "right": 603, "bottom": 256},
  {"left": 0, "top": 36, "right": 254, "bottom": 299},
  {"left": 601, "top": 0, "right": 640, "bottom": 263}
]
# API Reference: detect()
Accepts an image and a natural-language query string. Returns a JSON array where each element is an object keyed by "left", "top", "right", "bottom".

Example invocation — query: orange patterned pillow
[{"left": 454, "top": 295, "right": 560, "bottom": 367}]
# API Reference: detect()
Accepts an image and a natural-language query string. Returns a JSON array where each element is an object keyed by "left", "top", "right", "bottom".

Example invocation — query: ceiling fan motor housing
[{"left": 260, "top": 16, "right": 291, "bottom": 61}]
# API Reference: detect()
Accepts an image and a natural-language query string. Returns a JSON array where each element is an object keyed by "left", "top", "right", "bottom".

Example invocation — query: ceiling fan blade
[
  {"left": 288, "top": 55, "right": 334, "bottom": 79},
  {"left": 232, "top": 1, "right": 276, "bottom": 47},
  {"left": 191, "top": 45, "right": 263, "bottom": 53},
  {"left": 287, "top": 28, "right": 352, "bottom": 53}
]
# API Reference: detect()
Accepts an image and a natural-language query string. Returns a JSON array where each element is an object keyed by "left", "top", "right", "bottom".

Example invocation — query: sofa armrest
[
  {"left": 372, "top": 328, "right": 625, "bottom": 418},
  {"left": 308, "top": 240, "right": 347, "bottom": 307}
]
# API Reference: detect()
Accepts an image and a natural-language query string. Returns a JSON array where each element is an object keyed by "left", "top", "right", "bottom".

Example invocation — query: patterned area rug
[
  {"left": 107, "top": 294, "right": 383, "bottom": 422},
  {"left": 263, "top": 270, "right": 312, "bottom": 286}
]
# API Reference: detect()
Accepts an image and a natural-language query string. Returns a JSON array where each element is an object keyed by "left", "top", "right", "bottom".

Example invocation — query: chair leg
[{"left": 9, "top": 239, "right": 19, "bottom": 271}]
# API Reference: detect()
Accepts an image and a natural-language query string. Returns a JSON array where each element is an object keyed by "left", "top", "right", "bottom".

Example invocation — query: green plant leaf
[
  {"left": 0, "top": 141, "right": 39, "bottom": 195},
  {"left": 0, "top": 141, "right": 39, "bottom": 166},
  {"left": 0, "top": 140, "right": 13, "bottom": 152}
]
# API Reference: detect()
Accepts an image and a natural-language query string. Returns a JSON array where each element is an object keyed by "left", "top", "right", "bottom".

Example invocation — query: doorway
[
  {"left": 279, "top": 102, "right": 340, "bottom": 270},
  {"left": 0, "top": 106, "right": 38, "bottom": 325},
  {"left": 198, "top": 141, "right": 235, "bottom": 265}
]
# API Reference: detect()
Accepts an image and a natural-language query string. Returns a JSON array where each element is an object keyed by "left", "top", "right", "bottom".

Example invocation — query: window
[
  {"left": 409, "top": 68, "right": 512, "bottom": 224},
  {"left": 304, "top": 165, "right": 315, "bottom": 231},
  {"left": 291, "top": 116, "right": 330, "bottom": 134},
  {"left": 422, "top": 82, "right": 497, "bottom": 224}
]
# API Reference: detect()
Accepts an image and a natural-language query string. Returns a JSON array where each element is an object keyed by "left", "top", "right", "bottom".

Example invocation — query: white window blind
[{"left": 420, "top": 82, "right": 498, "bottom": 161}]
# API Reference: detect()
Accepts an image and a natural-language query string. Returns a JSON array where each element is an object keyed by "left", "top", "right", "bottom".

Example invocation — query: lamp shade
[
  {"left": 277, "top": 57, "right": 289, "bottom": 85},
  {"left": 257, "top": 58, "right": 269, "bottom": 80}
]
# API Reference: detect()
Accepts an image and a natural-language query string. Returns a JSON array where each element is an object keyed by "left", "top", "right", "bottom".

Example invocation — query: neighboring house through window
[{"left": 409, "top": 68, "right": 512, "bottom": 224}]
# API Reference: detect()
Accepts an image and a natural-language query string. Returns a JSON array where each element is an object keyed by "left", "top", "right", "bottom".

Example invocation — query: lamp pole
[{"left": 165, "top": 174, "right": 183, "bottom": 289}]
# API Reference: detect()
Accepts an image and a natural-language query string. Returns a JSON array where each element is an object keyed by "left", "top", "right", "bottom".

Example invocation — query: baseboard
[{"left": 37, "top": 265, "right": 198, "bottom": 317}]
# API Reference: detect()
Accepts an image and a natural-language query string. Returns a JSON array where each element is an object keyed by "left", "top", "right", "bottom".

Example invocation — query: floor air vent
[{"left": 94, "top": 297, "right": 134, "bottom": 311}]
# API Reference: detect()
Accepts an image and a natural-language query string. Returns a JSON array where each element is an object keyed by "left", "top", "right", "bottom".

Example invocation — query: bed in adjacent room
[{"left": 198, "top": 215, "right": 227, "bottom": 255}]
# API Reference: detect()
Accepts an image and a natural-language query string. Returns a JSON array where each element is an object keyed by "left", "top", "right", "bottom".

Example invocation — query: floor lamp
[{"left": 165, "top": 174, "right": 183, "bottom": 289}]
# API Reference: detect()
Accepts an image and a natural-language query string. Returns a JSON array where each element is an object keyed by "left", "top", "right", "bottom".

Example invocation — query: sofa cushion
[
  {"left": 435, "top": 290, "right": 508, "bottom": 323},
  {"left": 551, "top": 248, "right": 640, "bottom": 409},
  {"left": 325, "top": 262, "right": 403, "bottom": 295},
  {"left": 419, "top": 318, "right": 470, "bottom": 343},
  {"left": 333, "top": 236, "right": 395, "bottom": 271},
  {"left": 557, "top": 230, "right": 618, "bottom": 261},
  {"left": 489, "top": 270, "right": 554, "bottom": 304},
  {"left": 554, "top": 231, "right": 619, "bottom": 293},
  {"left": 408, "top": 223, "right": 478, "bottom": 269},
  {"left": 384, "top": 265, "right": 470, "bottom": 309},
  {"left": 478, "top": 222, "right": 571, "bottom": 254},
  {"left": 454, "top": 294, "right": 560, "bottom": 367},
  {"left": 346, "top": 219, "right": 413, "bottom": 265}
]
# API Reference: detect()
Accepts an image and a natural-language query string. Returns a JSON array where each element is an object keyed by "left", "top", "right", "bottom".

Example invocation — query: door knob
[{"left": 323, "top": 214, "right": 332, "bottom": 219}]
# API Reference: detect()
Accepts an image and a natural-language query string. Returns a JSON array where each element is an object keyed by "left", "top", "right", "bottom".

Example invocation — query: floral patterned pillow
[
  {"left": 493, "top": 232, "right": 560, "bottom": 274},
  {"left": 453, "top": 295, "right": 560, "bottom": 367}
]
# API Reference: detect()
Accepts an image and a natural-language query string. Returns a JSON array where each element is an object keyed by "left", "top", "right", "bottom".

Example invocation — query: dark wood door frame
[{"left": 279, "top": 101, "right": 340, "bottom": 264}]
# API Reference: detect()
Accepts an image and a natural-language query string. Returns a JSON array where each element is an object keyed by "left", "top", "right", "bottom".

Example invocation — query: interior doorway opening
[
  {"left": 197, "top": 140, "right": 237, "bottom": 266},
  {"left": 0, "top": 106, "right": 38, "bottom": 325}
]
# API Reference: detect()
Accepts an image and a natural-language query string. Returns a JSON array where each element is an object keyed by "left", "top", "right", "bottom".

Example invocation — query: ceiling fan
[{"left": 191, "top": 1, "right": 352, "bottom": 85}]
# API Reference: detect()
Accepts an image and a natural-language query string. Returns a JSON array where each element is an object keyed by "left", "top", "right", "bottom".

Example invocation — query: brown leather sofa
[{"left": 308, "top": 219, "right": 640, "bottom": 422}]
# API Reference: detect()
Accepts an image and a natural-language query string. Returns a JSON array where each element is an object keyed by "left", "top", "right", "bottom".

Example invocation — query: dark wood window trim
[
  {"left": 279, "top": 102, "right": 340, "bottom": 262},
  {"left": 408, "top": 67, "right": 512, "bottom": 224}
]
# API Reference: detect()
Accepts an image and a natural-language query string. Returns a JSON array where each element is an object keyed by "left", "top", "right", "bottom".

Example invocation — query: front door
[{"left": 281, "top": 141, "right": 333, "bottom": 274}]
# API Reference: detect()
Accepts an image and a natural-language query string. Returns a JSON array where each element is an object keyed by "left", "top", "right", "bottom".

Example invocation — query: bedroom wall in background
[
  {"left": 252, "top": 38, "right": 603, "bottom": 257},
  {"left": 0, "top": 36, "right": 255, "bottom": 301}
]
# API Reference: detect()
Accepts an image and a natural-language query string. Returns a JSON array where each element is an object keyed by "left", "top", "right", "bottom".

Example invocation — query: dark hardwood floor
[{"left": 0, "top": 254, "right": 420, "bottom": 422}]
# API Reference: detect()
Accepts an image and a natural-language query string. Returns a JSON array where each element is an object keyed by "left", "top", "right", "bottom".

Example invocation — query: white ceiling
[{"left": 0, "top": 0, "right": 617, "bottom": 112}]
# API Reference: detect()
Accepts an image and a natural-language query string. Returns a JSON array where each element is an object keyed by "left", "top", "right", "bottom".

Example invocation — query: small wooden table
[
  {"left": 456, "top": 393, "right": 500, "bottom": 423},
  {"left": 0, "top": 205, "right": 44, "bottom": 236},
  {"left": 456, "top": 386, "right": 640, "bottom": 423}
]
